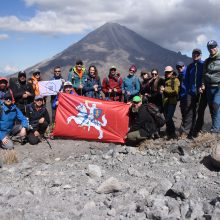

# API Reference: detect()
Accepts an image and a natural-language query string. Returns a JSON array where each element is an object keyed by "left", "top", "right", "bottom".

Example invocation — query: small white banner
[{"left": 39, "top": 80, "right": 62, "bottom": 96}]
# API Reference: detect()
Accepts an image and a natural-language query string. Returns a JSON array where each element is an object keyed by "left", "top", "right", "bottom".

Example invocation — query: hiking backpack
[{"left": 146, "top": 102, "right": 166, "bottom": 128}]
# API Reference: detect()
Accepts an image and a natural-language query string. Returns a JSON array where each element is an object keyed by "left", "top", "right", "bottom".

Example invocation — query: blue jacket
[
  {"left": 0, "top": 101, "right": 28, "bottom": 140},
  {"left": 83, "top": 75, "right": 102, "bottom": 98},
  {"left": 178, "top": 66, "right": 188, "bottom": 99},
  {"left": 185, "top": 60, "right": 204, "bottom": 96},
  {"left": 122, "top": 75, "right": 140, "bottom": 100}
]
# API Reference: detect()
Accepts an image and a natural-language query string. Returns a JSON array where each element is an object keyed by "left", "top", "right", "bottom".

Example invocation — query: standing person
[
  {"left": 122, "top": 65, "right": 140, "bottom": 102},
  {"left": 26, "top": 95, "right": 50, "bottom": 145},
  {"left": 161, "top": 66, "right": 180, "bottom": 139},
  {"left": 52, "top": 81, "right": 77, "bottom": 110},
  {"left": 67, "top": 59, "right": 87, "bottom": 95},
  {"left": 176, "top": 61, "right": 188, "bottom": 137},
  {"left": 31, "top": 69, "right": 42, "bottom": 96},
  {"left": 0, "top": 78, "right": 14, "bottom": 101},
  {"left": 185, "top": 49, "right": 207, "bottom": 138},
  {"left": 9, "top": 71, "right": 35, "bottom": 116},
  {"left": 148, "top": 69, "right": 165, "bottom": 112},
  {"left": 102, "top": 66, "right": 123, "bottom": 101},
  {"left": 126, "top": 96, "right": 157, "bottom": 144},
  {"left": 50, "top": 66, "right": 65, "bottom": 124},
  {"left": 202, "top": 40, "right": 220, "bottom": 134},
  {"left": 0, "top": 92, "right": 28, "bottom": 149},
  {"left": 83, "top": 65, "right": 102, "bottom": 99},
  {"left": 140, "top": 69, "right": 152, "bottom": 102}
]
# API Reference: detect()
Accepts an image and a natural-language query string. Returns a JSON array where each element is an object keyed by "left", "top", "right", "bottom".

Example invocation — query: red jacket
[{"left": 102, "top": 74, "right": 123, "bottom": 101}]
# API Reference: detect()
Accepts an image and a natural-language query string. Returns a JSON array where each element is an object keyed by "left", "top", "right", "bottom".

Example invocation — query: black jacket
[
  {"left": 10, "top": 79, "right": 34, "bottom": 113},
  {"left": 129, "top": 103, "right": 157, "bottom": 137},
  {"left": 26, "top": 103, "right": 50, "bottom": 131}
]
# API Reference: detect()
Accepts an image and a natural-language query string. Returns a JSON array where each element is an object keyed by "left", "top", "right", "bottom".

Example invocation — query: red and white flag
[{"left": 53, "top": 93, "right": 130, "bottom": 143}]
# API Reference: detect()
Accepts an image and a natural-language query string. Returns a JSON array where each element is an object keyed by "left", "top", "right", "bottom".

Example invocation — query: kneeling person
[
  {"left": 26, "top": 95, "right": 50, "bottom": 145},
  {"left": 126, "top": 96, "right": 157, "bottom": 144},
  {"left": 0, "top": 92, "right": 28, "bottom": 149}
]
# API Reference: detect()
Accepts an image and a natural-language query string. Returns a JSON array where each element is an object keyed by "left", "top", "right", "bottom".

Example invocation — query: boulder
[{"left": 210, "top": 143, "right": 220, "bottom": 168}]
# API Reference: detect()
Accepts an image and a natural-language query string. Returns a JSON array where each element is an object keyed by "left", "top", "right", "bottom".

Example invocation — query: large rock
[
  {"left": 210, "top": 143, "right": 220, "bottom": 168},
  {"left": 96, "top": 177, "right": 130, "bottom": 194}
]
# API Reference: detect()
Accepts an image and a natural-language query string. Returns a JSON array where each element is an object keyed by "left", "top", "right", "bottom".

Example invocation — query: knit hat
[
  {"left": 18, "top": 71, "right": 26, "bottom": 77},
  {"left": 129, "top": 65, "right": 137, "bottom": 73}
]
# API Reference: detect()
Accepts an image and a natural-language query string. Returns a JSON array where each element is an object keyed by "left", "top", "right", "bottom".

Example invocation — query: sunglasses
[
  {"left": 165, "top": 71, "right": 173, "bottom": 74},
  {"left": 19, "top": 74, "right": 26, "bottom": 78},
  {"left": 35, "top": 99, "right": 43, "bottom": 101},
  {"left": 5, "top": 98, "right": 12, "bottom": 101},
  {"left": 152, "top": 72, "right": 158, "bottom": 75},
  {"left": 34, "top": 72, "right": 40, "bottom": 75},
  {"left": 133, "top": 101, "right": 140, "bottom": 104}
]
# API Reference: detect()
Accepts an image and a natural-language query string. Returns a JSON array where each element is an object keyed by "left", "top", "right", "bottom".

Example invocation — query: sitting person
[
  {"left": 26, "top": 95, "right": 50, "bottom": 145},
  {"left": 0, "top": 92, "right": 28, "bottom": 149},
  {"left": 126, "top": 96, "right": 157, "bottom": 144}
]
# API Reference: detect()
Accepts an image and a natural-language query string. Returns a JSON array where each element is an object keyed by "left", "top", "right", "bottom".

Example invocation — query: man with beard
[
  {"left": 10, "top": 71, "right": 35, "bottom": 115},
  {"left": 0, "top": 92, "right": 28, "bottom": 149}
]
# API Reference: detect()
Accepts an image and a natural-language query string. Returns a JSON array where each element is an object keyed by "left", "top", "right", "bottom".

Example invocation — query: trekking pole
[{"left": 45, "top": 137, "right": 52, "bottom": 149}]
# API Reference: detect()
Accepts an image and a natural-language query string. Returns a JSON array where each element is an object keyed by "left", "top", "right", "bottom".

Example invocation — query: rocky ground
[{"left": 0, "top": 133, "right": 220, "bottom": 220}]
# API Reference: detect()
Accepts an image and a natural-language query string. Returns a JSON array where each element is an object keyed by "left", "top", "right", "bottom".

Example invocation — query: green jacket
[
  {"left": 203, "top": 52, "right": 220, "bottom": 86},
  {"left": 163, "top": 77, "right": 180, "bottom": 105},
  {"left": 67, "top": 66, "right": 87, "bottom": 90}
]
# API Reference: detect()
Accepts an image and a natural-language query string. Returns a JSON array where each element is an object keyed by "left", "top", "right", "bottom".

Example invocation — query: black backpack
[{"left": 146, "top": 102, "right": 166, "bottom": 128}]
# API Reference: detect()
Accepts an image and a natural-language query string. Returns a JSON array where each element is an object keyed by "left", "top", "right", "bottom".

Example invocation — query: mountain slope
[{"left": 26, "top": 22, "right": 191, "bottom": 79}]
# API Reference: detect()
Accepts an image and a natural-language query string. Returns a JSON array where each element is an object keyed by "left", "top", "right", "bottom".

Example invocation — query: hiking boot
[{"left": 21, "top": 137, "right": 27, "bottom": 145}]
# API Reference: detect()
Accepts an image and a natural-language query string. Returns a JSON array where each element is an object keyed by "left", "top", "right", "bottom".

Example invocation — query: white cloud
[
  {"left": 0, "top": 0, "right": 219, "bottom": 52},
  {"left": 1, "top": 65, "right": 19, "bottom": 74},
  {"left": 0, "top": 34, "right": 9, "bottom": 40}
]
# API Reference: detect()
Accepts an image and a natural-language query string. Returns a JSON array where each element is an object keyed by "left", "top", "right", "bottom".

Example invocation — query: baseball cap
[
  {"left": 4, "top": 92, "right": 13, "bottom": 101},
  {"left": 64, "top": 81, "right": 72, "bottom": 87},
  {"left": 207, "top": 40, "right": 218, "bottom": 49},
  {"left": 176, "top": 61, "right": 185, "bottom": 68},
  {"left": 34, "top": 95, "right": 44, "bottom": 100},
  {"left": 192, "top": 48, "right": 202, "bottom": 54},
  {"left": 164, "top": 66, "right": 173, "bottom": 73},
  {"left": 110, "top": 65, "right": 116, "bottom": 71},
  {"left": 32, "top": 69, "right": 41, "bottom": 75},
  {"left": 132, "top": 96, "right": 141, "bottom": 103}
]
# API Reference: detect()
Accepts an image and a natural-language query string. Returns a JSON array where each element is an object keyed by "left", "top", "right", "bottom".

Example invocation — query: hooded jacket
[
  {"left": 67, "top": 66, "right": 87, "bottom": 94},
  {"left": 0, "top": 100, "right": 28, "bottom": 140}
]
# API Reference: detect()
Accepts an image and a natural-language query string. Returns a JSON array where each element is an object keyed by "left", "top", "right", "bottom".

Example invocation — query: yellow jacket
[{"left": 163, "top": 77, "right": 180, "bottom": 105}]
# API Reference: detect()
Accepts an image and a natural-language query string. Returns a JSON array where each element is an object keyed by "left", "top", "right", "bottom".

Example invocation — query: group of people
[{"left": 1, "top": 39, "right": 220, "bottom": 148}]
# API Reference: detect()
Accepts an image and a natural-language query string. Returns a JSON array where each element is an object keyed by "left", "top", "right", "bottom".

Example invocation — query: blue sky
[{"left": 0, "top": 0, "right": 220, "bottom": 74}]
